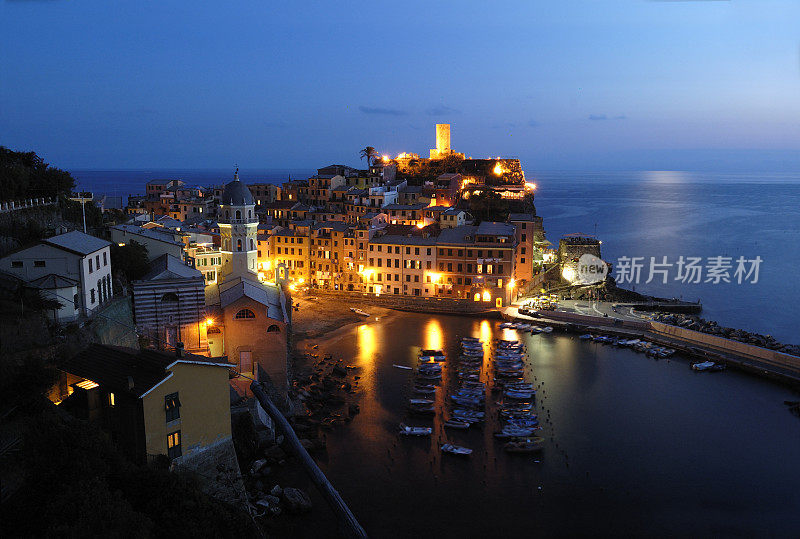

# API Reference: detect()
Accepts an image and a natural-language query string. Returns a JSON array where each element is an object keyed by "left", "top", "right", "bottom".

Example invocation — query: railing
[{"left": 0, "top": 197, "right": 57, "bottom": 213}]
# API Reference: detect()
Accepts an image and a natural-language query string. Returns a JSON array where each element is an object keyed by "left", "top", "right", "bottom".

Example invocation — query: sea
[
  {"left": 72, "top": 168, "right": 800, "bottom": 536},
  {"left": 72, "top": 168, "right": 800, "bottom": 343}
]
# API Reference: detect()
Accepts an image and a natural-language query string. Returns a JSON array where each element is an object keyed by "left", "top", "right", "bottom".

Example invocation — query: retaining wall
[
  {"left": 310, "top": 289, "right": 499, "bottom": 315},
  {"left": 650, "top": 321, "right": 800, "bottom": 374}
]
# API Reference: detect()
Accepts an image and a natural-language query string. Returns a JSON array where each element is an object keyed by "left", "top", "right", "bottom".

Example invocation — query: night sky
[{"left": 2, "top": 0, "right": 799, "bottom": 171}]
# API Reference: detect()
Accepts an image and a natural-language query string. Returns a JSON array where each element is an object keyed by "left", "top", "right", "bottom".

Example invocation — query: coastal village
[{"left": 1, "top": 125, "right": 799, "bottom": 536}]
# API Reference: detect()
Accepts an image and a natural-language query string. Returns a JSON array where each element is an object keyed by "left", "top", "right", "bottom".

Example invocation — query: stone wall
[
  {"left": 172, "top": 436, "right": 249, "bottom": 509},
  {"left": 311, "top": 289, "right": 500, "bottom": 315},
  {"left": 650, "top": 321, "right": 800, "bottom": 374},
  {"left": 86, "top": 295, "right": 140, "bottom": 349}
]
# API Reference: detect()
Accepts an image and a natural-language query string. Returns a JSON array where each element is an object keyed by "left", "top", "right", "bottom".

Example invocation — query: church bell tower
[{"left": 219, "top": 168, "right": 258, "bottom": 280}]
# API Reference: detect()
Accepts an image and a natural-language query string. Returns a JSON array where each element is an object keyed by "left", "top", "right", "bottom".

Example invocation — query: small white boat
[
  {"left": 350, "top": 307, "right": 370, "bottom": 316},
  {"left": 444, "top": 420, "right": 471, "bottom": 429},
  {"left": 540, "top": 326, "right": 553, "bottom": 333},
  {"left": 393, "top": 364, "right": 412, "bottom": 370},
  {"left": 409, "top": 398, "right": 434, "bottom": 406},
  {"left": 441, "top": 443, "right": 473, "bottom": 456},
  {"left": 399, "top": 423, "right": 432, "bottom": 436}
]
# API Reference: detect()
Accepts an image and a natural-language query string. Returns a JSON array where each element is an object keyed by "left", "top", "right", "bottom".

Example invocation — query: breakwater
[{"left": 507, "top": 308, "right": 800, "bottom": 386}]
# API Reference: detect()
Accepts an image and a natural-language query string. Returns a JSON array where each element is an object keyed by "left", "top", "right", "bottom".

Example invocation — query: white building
[
  {"left": 0, "top": 230, "right": 113, "bottom": 317},
  {"left": 218, "top": 170, "right": 259, "bottom": 281}
]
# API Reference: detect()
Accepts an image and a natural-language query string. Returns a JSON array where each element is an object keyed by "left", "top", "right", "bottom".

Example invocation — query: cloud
[
  {"left": 527, "top": 119, "right": 540, "bottom": 127},
  {"left": 613, "top": 114, "right": 627, "bottom": 120},
  {"left": 425, "top": 105, "right": 460, "bottom": 116},
  {"left": 358, "top": 105, "right": 408, "bottom": 116}
]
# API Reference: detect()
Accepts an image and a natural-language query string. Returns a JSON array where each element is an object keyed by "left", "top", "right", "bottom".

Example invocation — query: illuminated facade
[{"left": 218, "top": 170, "right": 259, "bottom": 281}]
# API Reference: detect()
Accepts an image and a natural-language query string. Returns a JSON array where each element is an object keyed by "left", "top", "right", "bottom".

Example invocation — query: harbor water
[{"left": 305, "top": 312, "right": 800, "bottom": 537}]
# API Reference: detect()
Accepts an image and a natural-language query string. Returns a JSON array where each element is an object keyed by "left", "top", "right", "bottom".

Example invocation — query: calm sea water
[
  {"left": 303, "top": 314, "right": 800, "bottom": 537},
  {"left": 530, "top": 171, "right": 800, "bottom": 343},
  {"left": 72, "top": 168, "right": 800, "bottom": 342}
]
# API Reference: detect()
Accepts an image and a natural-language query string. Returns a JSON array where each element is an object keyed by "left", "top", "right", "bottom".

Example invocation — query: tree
[
  {"left": 0, "top": 146, "right": 76, "bottom": 200},
  {"left": 359, "top": 146, "right": 377, "bottom": 168},
  {"left": 111, "top": 241, "right": 150, "bottom": 285},
  {"left": 467, "top": 189, "right": 505, "bottom": 222}
]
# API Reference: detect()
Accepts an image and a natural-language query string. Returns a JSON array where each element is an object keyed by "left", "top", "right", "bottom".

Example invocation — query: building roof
[
  {"left": 221, "top": 173, "right": 254, "bottom": 206},
  {"left": 507, "top": 212, "right": 537, "bottom": 222},
  {"left": 313, "top": 221, "right": 350, "bottom": 233},
  {"left": 370, "top": 234, "right": 437, "bottom": 246},
  {"left": 111, "top": 225, "right": 185, "bottom": 246},
  {"left": 209, "top": 277, "right": 285, "bottom": 321},
  {"left": 437, "top": 225, "right": 478, "bottom": 245},
  {"left": 137, "top": 254, "right": 203, "bottom": 282},
  {"left": 43, "top": 230, "right": 112, "bottom": 256},
  {"left": 28, "top": 273, "right": 78, "bottom": 289},
  {"left": 155, "top": 216, "right": 183, "bottom": 229},
  {"left": 61, "top": 344, "right": 231, "bottom": 398},
  {"left": 477, "top": 222, "right": 516, "bottom": 236}
]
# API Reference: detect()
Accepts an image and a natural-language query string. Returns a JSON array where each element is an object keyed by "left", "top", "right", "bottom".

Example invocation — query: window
[
  {"left": 161, "top": 292, "right": 179, "bottom": 302},
  {"left": 521, "top": 258, "right": 526, "bottom": 264},
  {"left": 34, "top": 260, "right": 46, "bottom": 267},
  {"left": 11, "top": 261, "right": 22, "bottom": 268},
  {"left": 235, "top": 309, "right": 256, "bottom": 319},
  {"left": 73, "top": 293, "right": 79, "bottom": 309},
  {"left": 96, "top": 255, "right": 100, "bottom": 268},
  {"left": 89, "top": 259, "right": 93, "bottom": 272},
  {"left": 237, "top": 239, "right": 242, "bottom": 251},
  {"left": 167, "top": 431, "right": 182, "bottom": 459},
  {"left": 90, "top": 289, "right": 95, "bottom": 303},
  {"left": 109, "top": 392, "right": 116, "bottom": 406},
  {"left": 165, "top": 392, "right": 181, "bottom": 422}
]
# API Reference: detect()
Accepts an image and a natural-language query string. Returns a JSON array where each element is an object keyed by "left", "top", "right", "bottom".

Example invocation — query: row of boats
[
  {"left": 499, "top": 322, "right": 553, "bottom": 334},
  {"left": 579, "top": 334, "right": 677, "bottom": 358},
  {"left": 399, "top": 335, "right": 544, "bottom": 456}
]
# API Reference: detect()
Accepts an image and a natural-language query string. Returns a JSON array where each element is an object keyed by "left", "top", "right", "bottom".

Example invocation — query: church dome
[{"left": 221, "top": 169, "right": 254, "bottom": 206}]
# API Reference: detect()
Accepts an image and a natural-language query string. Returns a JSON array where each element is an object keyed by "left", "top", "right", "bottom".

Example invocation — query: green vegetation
[
  {"left": 111, "top": 241, "right": 151, "bottom": 283},
  {"left": 0, "top": 147, "right": 76, "bottom": 200},
  {"left": 359, "top": 146, "right": 377, "bottom": 168},
  {"left": 1, "top": 411, "right": 259, "bottom": 537}
]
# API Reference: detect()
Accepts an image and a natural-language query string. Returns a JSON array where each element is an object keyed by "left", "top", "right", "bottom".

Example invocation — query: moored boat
[
  {"left": 399, "top": 423, "right": 432, "bottom": 436},
  {"left": 441, "top": 443, "right": 473, "bottom": 456}
]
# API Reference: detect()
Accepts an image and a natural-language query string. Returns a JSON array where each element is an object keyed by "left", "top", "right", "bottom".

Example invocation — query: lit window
[
  {"left": 109, "top": 392, "right": 116, "bottom": 406},
  {"left": 167, "top": 431, "right": 182, "bottom": 459},
  {"left": 235, "top": 309, "right": 256, "bottom": 319}
]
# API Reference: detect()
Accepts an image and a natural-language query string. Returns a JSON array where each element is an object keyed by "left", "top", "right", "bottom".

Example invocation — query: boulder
[
  {"left": 250, "top": 459, "right": 268, "bottom": 475},
  {"left": 270, "top": 485, "right": 283, "bottom": 497},
  {"left": 282, "top": 487, "right": 313, "bottom": 513}
]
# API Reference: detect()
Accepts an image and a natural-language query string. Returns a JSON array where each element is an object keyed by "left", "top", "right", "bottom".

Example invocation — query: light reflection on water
[{"left": 310, "top": 313, "right": 800, "bottom": 538}]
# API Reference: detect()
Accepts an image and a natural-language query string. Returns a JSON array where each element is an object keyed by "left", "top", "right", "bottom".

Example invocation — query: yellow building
[{"left": 53, "top": 344, "right": 232, "bottom": 464}]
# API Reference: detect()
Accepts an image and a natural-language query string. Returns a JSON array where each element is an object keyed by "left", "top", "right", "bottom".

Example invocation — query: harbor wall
[
  {"left": 649, "top": 321, "right": 800, "bottom": 375},
  {"left": 310, "top": 289, "right": 499, "bottom": 315},
  {"left": 535, "top": 309, "right": 651, "bottom": 331}
]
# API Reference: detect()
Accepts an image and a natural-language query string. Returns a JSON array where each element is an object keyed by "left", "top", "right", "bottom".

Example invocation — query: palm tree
[{"left": 359, "top": 146, "right": 377, "bottom": 169}]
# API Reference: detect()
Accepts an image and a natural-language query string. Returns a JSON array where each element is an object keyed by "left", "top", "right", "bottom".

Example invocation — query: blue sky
[{"left": 1, "top": 0, "right": 799, "bottom": 171}]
